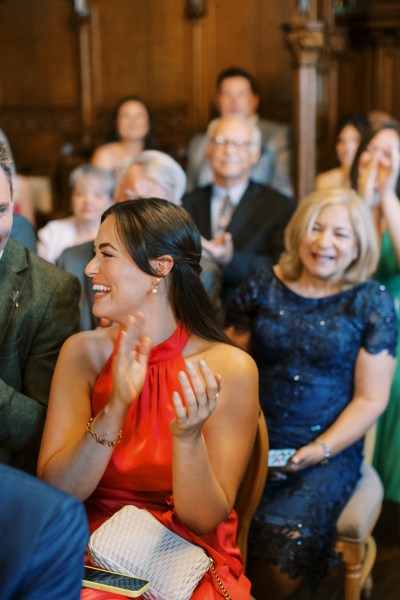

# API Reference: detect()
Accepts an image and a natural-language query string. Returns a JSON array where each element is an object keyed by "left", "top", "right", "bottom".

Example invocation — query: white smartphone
[
  {"left": 82, "top": 565, "right": 150, "bottom": 598},
  {"left": 268, "top": 448, "right": 296, "bottom": 468}
]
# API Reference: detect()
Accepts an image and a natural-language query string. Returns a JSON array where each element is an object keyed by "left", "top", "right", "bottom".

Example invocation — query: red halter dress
[{"left": 82, "top": 323, "right": 251, "bottom": 599}]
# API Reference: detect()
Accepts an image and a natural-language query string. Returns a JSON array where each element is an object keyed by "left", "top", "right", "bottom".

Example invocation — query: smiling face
[
  {"left": 217, "top": 76, "right": 259, "bottom": 118},
  {"left": 114, "top": 164, "right": 172, "bottom": 203},
  {"left": 117, "top": 100, "right": 150, "bottom": 143},
  {"left": 298, "top": 203, "right": 358, "bottom": 284},
  {"left": 84, "top": 215, "right": 153, "bottom": 326},
  {"left": 71, "top": 175, "right": 113, "bottom": 225},
  {"left": 336, "top": 124, "right": 362, "bottom": 170},
  {"left": 206, "top": 117, "right": 260, "bottom": 187},
  {"left": 362, "top": 127, "right": 400, "bottom": 164}
]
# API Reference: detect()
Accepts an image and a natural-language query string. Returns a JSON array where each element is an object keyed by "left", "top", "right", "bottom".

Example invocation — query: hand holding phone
[
  {"left": 83, "top": 565, "right": 150, "bottom": 598},
  {"left": 268, "top": 448, "right": 296, "bottom": 468}
]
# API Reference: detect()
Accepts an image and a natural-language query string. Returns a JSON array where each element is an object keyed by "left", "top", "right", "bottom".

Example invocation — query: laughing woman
[
  {"left": 37, "top": 198, "right": 259, "bottom": 599},
  {"left": 225, "top": 188, "right": 397, "bottom": 599}
]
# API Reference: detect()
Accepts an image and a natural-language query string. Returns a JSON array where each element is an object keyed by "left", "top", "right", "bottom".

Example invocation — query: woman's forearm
[
  {"left": 172, "top": 433, "right": 231, "bottom": 535},
  {"left": 39, "top": 406, "right": 127, "bottom": 499},
  {"left": 315, "top": 395, "right": 387, "bottom": 458}
]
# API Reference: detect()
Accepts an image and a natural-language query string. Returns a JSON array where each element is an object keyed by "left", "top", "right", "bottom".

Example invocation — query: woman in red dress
[{"left": 38, "top": 198, "right": 259, "bottom": 599}]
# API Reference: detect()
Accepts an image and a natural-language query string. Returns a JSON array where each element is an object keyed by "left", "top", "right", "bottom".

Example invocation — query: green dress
[{"left": 373, "top": 230, "right": 400, "bottom": 502}]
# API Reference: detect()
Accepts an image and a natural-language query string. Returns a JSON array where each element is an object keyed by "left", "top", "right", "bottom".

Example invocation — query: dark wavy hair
[
  {"left": 101, "top": 198, "right": 231, "bottom": 344},
  {"left": 350, "top": 121, "right": 400, "bottom": 198}
]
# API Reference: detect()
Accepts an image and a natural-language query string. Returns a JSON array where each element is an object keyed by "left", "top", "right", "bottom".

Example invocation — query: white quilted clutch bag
[{"left": 88, "top": 505, "right": 211, "bottom": 600}]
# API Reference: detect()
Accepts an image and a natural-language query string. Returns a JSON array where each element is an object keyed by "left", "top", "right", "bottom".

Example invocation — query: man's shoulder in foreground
[{"left": 4, "top": 237, "right": 80, "bottom": 289}]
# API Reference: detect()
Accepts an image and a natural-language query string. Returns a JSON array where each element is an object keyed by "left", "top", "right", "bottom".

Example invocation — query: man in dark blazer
[
  {"left": 0, "top": 144, "right": 80, "bottom": 473},
  {"left": 0, "top": 463, "right": 89, "bottom": 600},
  {"left": 182, "top": 115, "right": 295, "bottom": 303}
]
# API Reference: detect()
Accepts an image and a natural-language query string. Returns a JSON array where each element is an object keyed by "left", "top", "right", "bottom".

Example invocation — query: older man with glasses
[
  {"left": 186, "top": 66, "right": 293, "bottom": 197},
  {"left": 182, "top": 115, "right": 295, "bottom": 307}
]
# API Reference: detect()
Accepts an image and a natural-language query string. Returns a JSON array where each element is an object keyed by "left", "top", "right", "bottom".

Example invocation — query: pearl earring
[{"left": 151, "top": 278, "right": 161, "bottom": 294}]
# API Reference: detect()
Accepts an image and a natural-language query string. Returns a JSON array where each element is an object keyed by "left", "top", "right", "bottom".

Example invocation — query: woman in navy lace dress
[{"left": 226, "top": 188, "right": 397, "bottom": 599}]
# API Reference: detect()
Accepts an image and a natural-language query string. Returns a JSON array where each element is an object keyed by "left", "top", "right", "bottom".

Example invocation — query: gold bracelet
[{"left": 86, "top": 417, "right": 122, "bottom": 447}]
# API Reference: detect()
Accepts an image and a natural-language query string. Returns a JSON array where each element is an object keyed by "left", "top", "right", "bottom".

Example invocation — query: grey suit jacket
[
  {"left": 185, "top": 117, "right": 293, "bottom": 197},
  {"left": 57, "top": 240, "right": 98, "bottom": 331},
  {"left": 0, "top": 239, "right": 80, "bottom": 473}
]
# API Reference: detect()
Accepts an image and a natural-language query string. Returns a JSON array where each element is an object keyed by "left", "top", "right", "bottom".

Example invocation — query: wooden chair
[
  {"left": 335, "top": 426, "right": 383, "bottom": 600},
  {"left": 235, "top": 408, "right": 269, "bottom": 570}
]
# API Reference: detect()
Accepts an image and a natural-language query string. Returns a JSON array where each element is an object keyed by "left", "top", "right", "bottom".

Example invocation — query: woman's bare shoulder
[
  {"left": 186, "top": 335, "right": 257, "bottom": 378},
  {"left": 315, "top": 168, "right": 344, "bottom": 190},
  {"left": 59, "top": 327, "right": 116, "bottom": 374},
  {"left": 91, "top": 143, "right": 120, "bottom": 169}
]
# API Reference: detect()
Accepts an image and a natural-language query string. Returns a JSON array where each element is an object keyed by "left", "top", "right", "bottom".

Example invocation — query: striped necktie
[{"left": 215, "top": 194, "right": 234, "bottom": 238}]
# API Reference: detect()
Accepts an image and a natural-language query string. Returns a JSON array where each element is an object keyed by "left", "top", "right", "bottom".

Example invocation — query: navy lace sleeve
[{"left": 362, "top": 282, "right": 397, "bottom": 357}]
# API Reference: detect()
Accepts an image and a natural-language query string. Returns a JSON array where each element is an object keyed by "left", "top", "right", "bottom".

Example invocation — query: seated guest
[
  {"left": 38, "top": 198, "right": 259, "bottom": 599},
  {"left": 58, "top": 151, "right": 220, "bottom": 329},
  {"left": 0, "top": 463, "right": 89, "bottom": 600},
  {"left": 113, "top": 149, "right": 186, "bottom": 204},
  {"left": 350, "top": 122, "right": 400, "bottom": 507},
  {"left": 315, "top": 114, "right": 368, "bottom": 190},
  {"left": 0, "top": 143, "right": 80, "bottom": 473},
  {"left": 186, "top": 66, "right": 293, "bottom": 197},
  {"left": 91, "top": 96, "right": 154, "bottom": 174},
  {"left": 225, "top": 187, "right": 397, "bottom": 599},
  {"left": 38, "top": 165, "right": 114, "bottom": 264},
  {"left": 183, "top": 115, "right": 295, "bottom": 305}
]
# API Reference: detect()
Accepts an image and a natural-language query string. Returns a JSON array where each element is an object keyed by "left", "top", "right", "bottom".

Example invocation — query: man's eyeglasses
[{"left": 211, "top": 136, "right": 252, "bottom": 149}]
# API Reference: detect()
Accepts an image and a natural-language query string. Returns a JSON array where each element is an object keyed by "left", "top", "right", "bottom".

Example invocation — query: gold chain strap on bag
[{"left": 209, "top": 557, "right": 232, "bottom": 600}]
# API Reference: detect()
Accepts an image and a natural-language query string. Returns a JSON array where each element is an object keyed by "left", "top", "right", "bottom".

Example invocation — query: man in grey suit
[
  {"left": 183, "top": 115, "right": 295, "bottom": 304},
  {"left": 186, "top": 66, "right": 293, "bottom": 197},
  {"left": 0, "top": 144, "right": 80, "bottom": 473}
]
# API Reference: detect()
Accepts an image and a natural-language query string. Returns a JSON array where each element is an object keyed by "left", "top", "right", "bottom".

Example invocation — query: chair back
[{"left": 235, "top": 407, "right": 269, "bottom": 569}]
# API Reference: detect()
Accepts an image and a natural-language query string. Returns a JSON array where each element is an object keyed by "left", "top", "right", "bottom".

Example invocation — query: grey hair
[
  {"left": 206, "top": 116, "right": 262, "bottom": 150},
  {"left": 116, "top": 150, "right": 187, "bottom": 205},
  {"left": 69, "top": 164, "right": 114, "bottom": 199}
]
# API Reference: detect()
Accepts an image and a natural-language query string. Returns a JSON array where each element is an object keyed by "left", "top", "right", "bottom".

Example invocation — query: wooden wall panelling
[
  {"left": 91, "top": 0, "right": 192, "bottom": 159},
  {"left": 336, "top": 2, "right": 400, "bottom": 122},
  {"left": 253, "top": 1, "right": 293, "bottom": 123},
  {"left": 0, "top": 0, "right": 298, "bottom": 204},
  {"left": 0, "top": 0, "right": 81, "bottom": 184}
]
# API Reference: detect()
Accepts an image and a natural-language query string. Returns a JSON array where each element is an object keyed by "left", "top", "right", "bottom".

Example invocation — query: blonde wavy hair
[{"left": 279, "top": 188, "right": 379, "bottom": 285}]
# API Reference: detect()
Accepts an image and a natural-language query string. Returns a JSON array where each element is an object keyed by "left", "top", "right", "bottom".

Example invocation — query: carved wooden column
[
  {"left": 72, "top": 0, "right": 95, "bottom": 149},
  {"left": 185, "top": 0, "right": 211, "bottom": 132},
  {"left": 284, "top": 14, "right": 326, "bottom": 200},
  {"left": 322, "top": 27, "right": 348, "bottom": 167}
]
